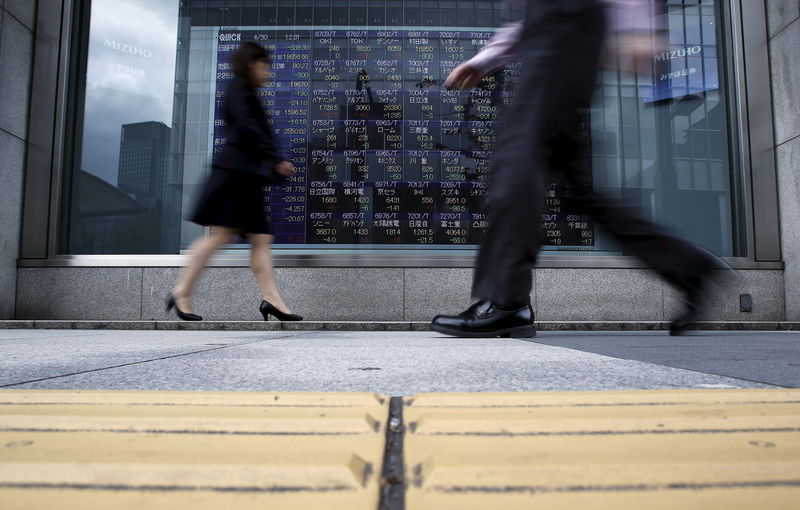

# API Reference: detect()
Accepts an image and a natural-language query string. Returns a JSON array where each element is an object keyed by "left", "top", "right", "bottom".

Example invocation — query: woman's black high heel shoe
[
  {"left": 165, "top": 292, "right": 203, "bottom": 321},
  {"left": 260, "top": 300, "right": 303, "bottom": 321}
]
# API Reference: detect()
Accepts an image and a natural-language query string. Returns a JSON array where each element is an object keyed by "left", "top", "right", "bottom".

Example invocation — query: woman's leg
[
  {"left": 248, "top": 233, "right": 292, "bottom": 314},
  {"left": 173, "top": 227, "right": 234, "bottom": 313}
]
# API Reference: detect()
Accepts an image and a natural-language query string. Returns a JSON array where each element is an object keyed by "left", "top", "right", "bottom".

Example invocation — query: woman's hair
[{"left": 231, "top": 42, "right": 270, "bottom": 78}]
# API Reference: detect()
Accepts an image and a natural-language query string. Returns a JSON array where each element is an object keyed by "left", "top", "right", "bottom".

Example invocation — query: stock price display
[{"left": 214, "top": 28, "right": 594, "bottom": 248}]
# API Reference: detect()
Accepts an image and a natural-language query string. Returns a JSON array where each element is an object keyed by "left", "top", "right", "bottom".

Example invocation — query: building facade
[{"left": 1, "top": 0, "right": 798, "bottom": 322}]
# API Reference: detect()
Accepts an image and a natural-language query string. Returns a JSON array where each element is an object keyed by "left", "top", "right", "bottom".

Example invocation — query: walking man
[{"left": 432, "top": 0, "right": 723, "bottom": 338}]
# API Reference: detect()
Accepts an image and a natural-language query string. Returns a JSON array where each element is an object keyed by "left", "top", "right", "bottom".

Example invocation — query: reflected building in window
[
  {"left": 116, "top": 121, "right": 180, "bottom": 253},
  {"left": 118, "top": 121, "right": 171, "bottom": 203}
]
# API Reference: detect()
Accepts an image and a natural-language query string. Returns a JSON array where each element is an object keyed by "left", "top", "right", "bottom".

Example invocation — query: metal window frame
[
  {"left": 20, "top": 0, "right": 71, "bottom": 259},
  {"left": 18, "top": 0, "right": 783, "bottom": 269},
  {"left": 728, "top": 0, "right": 781, "bottom": 262}
]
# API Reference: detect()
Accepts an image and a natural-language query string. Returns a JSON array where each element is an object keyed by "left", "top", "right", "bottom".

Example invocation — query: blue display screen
[{"left": 213, "top": 28, "right": 595, "bottom": 248}]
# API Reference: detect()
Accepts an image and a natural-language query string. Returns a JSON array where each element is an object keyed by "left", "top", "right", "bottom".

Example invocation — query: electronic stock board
[{"left": 214, "top": 28, "right": 595, "bottom": 248}]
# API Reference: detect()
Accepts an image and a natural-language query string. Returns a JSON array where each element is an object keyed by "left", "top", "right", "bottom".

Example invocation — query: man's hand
[
  {"left": 608, "top": 32, "right": 666, "bottom": 74},
  {"left": 275, "top": 161, "right": 295, "bottom": 177},
  {"left": 444, "top": 62, "right": 483, "bottom": 91}
]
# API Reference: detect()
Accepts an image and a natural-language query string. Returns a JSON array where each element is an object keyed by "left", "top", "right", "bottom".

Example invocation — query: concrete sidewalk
[
  {"left": 1, "top": 329, "right": 798, "bottom": 392},
  {"left": 2, "top": 329, "right": 799, "bottom": 509}
]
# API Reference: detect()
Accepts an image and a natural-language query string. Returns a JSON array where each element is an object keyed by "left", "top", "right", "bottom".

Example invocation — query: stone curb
[{"left": 0, "top": 321, "right": 798, "bottom": 331}]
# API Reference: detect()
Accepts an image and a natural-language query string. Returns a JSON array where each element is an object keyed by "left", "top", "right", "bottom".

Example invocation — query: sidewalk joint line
[
  {"left": 0, "top": 333, "right": 312, "bottom": 388},
  {"left": 431, "top": 479, "right": 800, "bottom": 494},
  {"left": 422, "top": 427, "right": 800, "bottom": 437},
  {"left": 405, "top": 400, "right": 800, "bottom": 409},
  {"left": 0, "top": 427, "right": 365, "bottom": 436},
  {"left": 378, "top": 396, "right": 405, "bottom": 510},
  {"left": 0, "top": 402, "right": 385, "bottom": 408},
  {"left": 0, "top": 482, "right": 355, "bottom": 493}
]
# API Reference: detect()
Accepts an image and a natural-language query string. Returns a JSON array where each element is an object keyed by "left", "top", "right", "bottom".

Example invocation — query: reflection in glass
[
  {"left": 64, "top": 0, "right": 180, "bottom": 253},
  {"left": 63, "top": 0, "right": 741, "bottom": 258}
]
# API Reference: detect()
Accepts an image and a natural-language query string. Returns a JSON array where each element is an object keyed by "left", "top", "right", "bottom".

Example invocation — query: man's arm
[
  {"left": 606, "top": 0, "right": 667, "bottom": 73},
  {"left": 445, "top": 0, "right": 664, "bottom": 89},
  {"left": 464, "top": 21, "right": 525, "bottom": 76},
  {"left": 466, "top": 0, "right": 659, "bottom": 75},
  {"left": 607, "top": 0, "right": 658, "bottom": 33},
  {"left": 444, "top": 21, "right": 523, "bottom": 90}
]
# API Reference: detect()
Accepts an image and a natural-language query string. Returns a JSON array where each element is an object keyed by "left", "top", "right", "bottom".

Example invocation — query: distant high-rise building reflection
[
  {"left": 64, "top": 121, "right": 183, "bottom": 254},
  {"left": 113, "top": 121, "right": 180, "bottom": 253},
  {"left": 118, "top": 122, "right": 171, "bottom": 203}
]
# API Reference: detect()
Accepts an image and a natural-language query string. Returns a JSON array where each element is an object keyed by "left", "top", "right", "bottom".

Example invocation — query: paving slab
[
  {"left": 0, "top": 330, "right": 304, "bottom": 387},
  {"left": 404, "top": 389, "right": 800, "bottom": 510},
  {"left": 530, "top": 331, "right": 800, "bottom": 387},
  {"left": 0, "top": 390, "right": 388, "bottom": 510},
  {"left": 1, "top": 388, "right": 798, "bottom": 510},
  {"left": 0, "top": 331, "right": 779, "bottom": 393}
]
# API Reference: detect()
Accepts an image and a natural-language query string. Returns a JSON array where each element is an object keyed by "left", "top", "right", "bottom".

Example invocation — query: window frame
[{"left": 19, "top": 0, "right": 781, "bottom": 269}]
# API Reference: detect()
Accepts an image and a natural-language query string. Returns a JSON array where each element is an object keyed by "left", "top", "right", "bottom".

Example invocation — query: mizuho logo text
[
  {"left": 655, "top": 45, "right": 702, "bottom": 63},
  {"left": 104, "top": 39, "right": 152, "bottom": 58}
]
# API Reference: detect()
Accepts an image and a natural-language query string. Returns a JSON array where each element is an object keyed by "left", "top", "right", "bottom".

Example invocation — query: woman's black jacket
[{"left": 214, "top": 74, "right": 287, "bottom": 184}]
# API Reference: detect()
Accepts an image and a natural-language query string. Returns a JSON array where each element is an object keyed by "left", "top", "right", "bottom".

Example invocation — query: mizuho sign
[
  {"left": 104, "top": 39, "right": 153, "bottom": 58},
  {"left": 654, "top": 45, "right": 702, "bottom": 63}
]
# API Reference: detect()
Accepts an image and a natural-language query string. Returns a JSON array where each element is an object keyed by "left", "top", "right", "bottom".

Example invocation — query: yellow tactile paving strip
[
  {"left": 404, "top": 389, "right": 800, "bottom": 510},
  {"left": 0, "top": 391, "right": 388, "bottom": 510},
  {"left": 1, "top": 389, "right": 799, "bottom": 509}
]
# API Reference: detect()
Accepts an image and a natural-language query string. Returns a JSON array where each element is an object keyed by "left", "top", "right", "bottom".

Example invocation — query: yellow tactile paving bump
[
  {"left": 403, "top": 389, "right": 800, "bottom": 510},
  {"left": 0, "top": 390, "right": 388, "bottom": 510}
]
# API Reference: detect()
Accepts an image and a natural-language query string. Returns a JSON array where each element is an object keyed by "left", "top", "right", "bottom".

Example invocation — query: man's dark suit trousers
[{"left": 471, "top": 0, "right": 715, "bottom": 307}]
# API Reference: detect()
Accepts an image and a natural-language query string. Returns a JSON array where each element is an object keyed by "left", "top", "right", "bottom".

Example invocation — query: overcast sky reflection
[{"left": 81, "top": 0, "right": 180, "bottom": 186}]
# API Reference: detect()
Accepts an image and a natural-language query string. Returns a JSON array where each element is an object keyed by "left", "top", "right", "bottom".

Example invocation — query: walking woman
[{"left": 166, "top": 42, "right": 302, "bottom": 322}]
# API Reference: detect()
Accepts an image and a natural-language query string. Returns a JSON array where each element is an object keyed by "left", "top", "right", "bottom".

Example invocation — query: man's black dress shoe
[
  {"left": 669, "top": 300, "right": 701, "bottom": 336},
  {"left": 670, "top": 274, "right": 714, "bottom": 336},
  {"left": 669, "top": 252, "right": 737, "bottom": 336},
  {"left": 431, "top": 300, "right": 535, "bottom": 338}
]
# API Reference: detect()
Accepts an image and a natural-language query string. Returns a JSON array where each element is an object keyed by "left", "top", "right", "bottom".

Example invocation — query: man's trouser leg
[
  {"left": 561, "top": 171, "right": 717, "bottom": 294},
  {"left": 472, "top": 1, "right": 608, "bottom": 307}
]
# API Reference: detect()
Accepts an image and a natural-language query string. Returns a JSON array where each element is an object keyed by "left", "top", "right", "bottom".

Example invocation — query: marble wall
[
  {"left": 0, "top": 0, "right": 37, "bottom": 318},
  {"left": 767, "top": 0, "right": 800, "bottom": 319}
]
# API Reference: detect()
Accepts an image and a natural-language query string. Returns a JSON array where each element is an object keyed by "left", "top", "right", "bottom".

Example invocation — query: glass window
[
  {"left": 61, "top": 0, "right": 742, "bottom": 257},
  {"left": 62, "top": 0, "right": 181, "bottom": 254}
]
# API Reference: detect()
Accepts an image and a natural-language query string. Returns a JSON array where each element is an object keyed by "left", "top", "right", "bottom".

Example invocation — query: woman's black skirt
[{"left": 188, "top": 166, "right": 271, "bottom": 234}]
